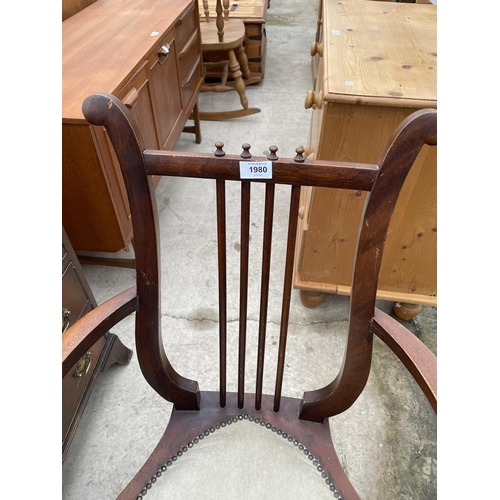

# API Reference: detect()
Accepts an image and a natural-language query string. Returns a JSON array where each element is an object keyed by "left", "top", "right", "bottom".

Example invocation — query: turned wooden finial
[
  {"left": 216, "top": 0, "right": 224, "bottom": 42},
  {"left": 223, "top": 0, "right": 230, "bottom": 20},
  {"left": 241, "top": 143, "right": 252, "bottom": 159},
  {"left": 202, "top": 0, "right": 210, "bottom": 22},
  {"left": 214, "top": 141, "right": 225, "bottom": 157},
  {"left": 267, "top": 146, "right": 279, "bottom": 161},
  {"left": 294, "top": 146, "right": 306, "bottom": 163}
]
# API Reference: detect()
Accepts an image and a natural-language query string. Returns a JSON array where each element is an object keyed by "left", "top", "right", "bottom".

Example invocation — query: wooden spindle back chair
[
  {"left": 62, "top": 92, "right": 437, "bottom": 500},
  {"left": 198, "top": 0, "right": 261, "bottom": 120}
]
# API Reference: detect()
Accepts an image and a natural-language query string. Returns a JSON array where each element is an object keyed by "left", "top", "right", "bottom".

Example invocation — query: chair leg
[
  {"left": 236, "top": 44, "right": 262, "bottom": 86},
  {"left": 185, "top": 102, "right": 202, "bottom": 144},
  {"left": 228, "top": 49, "right": 248, "bottom": 110},
  {"left": 192, "top": 102, "right": 202, "bottom": 144},
  {"left": 236, "top": 43, "right": 251, "bottom": 80},
  {"left": 198, "top": 49, "right": 261, "bottom": 121}
]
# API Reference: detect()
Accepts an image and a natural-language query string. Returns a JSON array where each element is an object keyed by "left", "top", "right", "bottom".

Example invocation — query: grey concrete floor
[{"left": 62, "top": 1, "right": 437, "bottom": 498}]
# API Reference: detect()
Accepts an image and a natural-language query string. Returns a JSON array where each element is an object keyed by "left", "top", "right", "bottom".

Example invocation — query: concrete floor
[{"left": 62, "top": 1, "right": 437, "bottom": 498}]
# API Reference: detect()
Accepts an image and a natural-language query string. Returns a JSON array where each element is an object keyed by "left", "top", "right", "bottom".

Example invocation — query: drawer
[
  {"left": 182, "top": 58, "right": 202, "bottom": 109},
  {"left": 116, "top": 62, "right": 159, "bottom": 151},
  {"left": 149, "top": 29, "right": 183, "bottom": 148},
  {"left": 62, "top": 257, "right": 105, "bottom": 445},
  {"left": 175, "top": 3, "right": 197, "bottom": 53},
  {"left": 178, "top": 28, "right": 200, "bottom": 84},
  {"left": 62, "top": 331, "right": 105, "bottom": 444},
  {"left": 62, "top": 261, "right": 91, "bottom": 325}
]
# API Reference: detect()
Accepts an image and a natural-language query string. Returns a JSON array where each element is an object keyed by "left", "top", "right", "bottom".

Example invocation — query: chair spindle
[
  {"left": 216, "top": 0, "right": 224, "bottom": 42},
  {"left": 216, "top": 179, "right": 227, "bottom": 408},
  {"left": 238, "top": 181, "right": 251, "bottom": 408},
  {"left": 255, "top": 183, "right": 276, "bottom": 411},
  {"left": 273, "top": 184, "right": 301, "bottom": 412},
  {"left": 223, "top": 0, "right": 230, "bottom": 20},
  {"left": 202, "top": 0, "right": 210, "bottom": 22}
]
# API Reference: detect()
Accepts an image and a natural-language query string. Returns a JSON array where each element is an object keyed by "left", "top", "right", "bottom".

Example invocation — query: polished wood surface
[
  {"left": 200, "top": 18, "right": 246, "bottom": 50},
  {"left": 62, "top": 0, "right": 193, "bottom": 122},
  {"left": 296, "top": 0, "right": 437, "bottom": 310},
  {"left": 65, "top": 92, "right": 437, "bottom": 499},
  {"left": 62, "top": 0, "right": 97, "bottom": 21},
  {"left": 62, "top": 0, "right": 203, "bottom": 253}
]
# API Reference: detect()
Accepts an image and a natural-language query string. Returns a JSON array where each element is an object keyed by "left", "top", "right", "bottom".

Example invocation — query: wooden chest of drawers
[
  {"left": 62, "top": 0, "right": 203, "bottom": 254},
  {"left": 62, "top": 228, "right": 132, "bottom": 460},
  {"left": 296, "top": 0, "right": 437, "bottom": 315},
  {"left": 198, "top": 0, "right": 268, "bottom": 79}
]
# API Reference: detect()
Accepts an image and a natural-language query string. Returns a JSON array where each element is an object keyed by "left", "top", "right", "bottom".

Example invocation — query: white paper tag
[{"left": 239, "top": 161, "right": 272, "bottom": 179}]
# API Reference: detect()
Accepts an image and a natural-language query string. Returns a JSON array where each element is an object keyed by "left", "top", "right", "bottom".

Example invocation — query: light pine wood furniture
[
  {"left": 310, "top": 0, "right": 324, "bottom": 87},
  {"left": 62, "top": 227, "right": 132, "bottom": 461},
  {"left": 198, "top": 0, "right": 261, "bottom": 120},
  {"left": 297, "top": 0, "right": 437, "bottom": 318},
  {"left": 198, "top": 0, "right": 268, "bottom": 81},
  {"left": 63, "top": 92, "right": 437, "bottom": 499},
  {"left": 62, "top": 0, "right": 203, "bottom": 256}
]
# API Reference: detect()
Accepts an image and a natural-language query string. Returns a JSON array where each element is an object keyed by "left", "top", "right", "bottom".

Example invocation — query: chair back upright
[{"left": 202, "top": 0, "right": 229, "bottom": 42}]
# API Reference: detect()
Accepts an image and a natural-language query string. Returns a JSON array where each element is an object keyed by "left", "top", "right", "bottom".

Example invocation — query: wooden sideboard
[
  {"left": 198, "top": 0, "right": 268, "bottom": 80},
  {"left": 62, "top": 227, "right": 132, "bottom": 460},
  {"left": 62, "top": 0, "right": 203, "bottom": 254},
  {"left": 296, "top": 0, "right": 437, "bottom": 317}
]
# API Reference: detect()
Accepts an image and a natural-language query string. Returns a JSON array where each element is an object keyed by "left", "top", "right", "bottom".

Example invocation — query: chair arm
[
  {"left": 372, "top": 308, "right": 437, "bottom": 413},
  {"left": 62, "top": 287, "right": 138, "bottom": 378}
]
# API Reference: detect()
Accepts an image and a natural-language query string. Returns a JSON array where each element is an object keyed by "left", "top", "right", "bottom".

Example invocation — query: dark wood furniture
[
  {"left": 198, "top": 0, "right": 261, "bottom": 120},
  {"left": 298, "top": 0, "right": 437, "bottom": 319},
  {"left": 62, "top": 92, "right": 437, "bottom": 499},
  {"left": 62, "top": 227, "right": 132, "bottom": 461},
  {"left": 62, "top": 0, "right": 203, "bottom": 256}
]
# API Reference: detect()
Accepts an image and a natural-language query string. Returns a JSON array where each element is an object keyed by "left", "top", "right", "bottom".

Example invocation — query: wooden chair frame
[
  {"left": 62, "top": 92, "right": 437, "bottom": 499},
  {"left": 198, "top": 0, "right": 261, "bottom": 120}
]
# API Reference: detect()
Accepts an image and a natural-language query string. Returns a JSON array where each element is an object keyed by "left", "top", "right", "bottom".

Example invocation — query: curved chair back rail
[{"left": 77, "top": 92, "right": 437, "bottom": 499}]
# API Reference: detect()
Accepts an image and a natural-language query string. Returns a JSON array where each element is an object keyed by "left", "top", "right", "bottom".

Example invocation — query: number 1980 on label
[{"left": 239, "top": 161, "right": 273, "bottom": 179}]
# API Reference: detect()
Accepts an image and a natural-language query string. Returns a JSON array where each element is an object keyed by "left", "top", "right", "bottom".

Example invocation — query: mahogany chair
[
  {"left": 62, "top": 92, "right": 437, "bottom": 499},
  {"left": 198, "top": 0, "right": 261, "bottom": 120}
]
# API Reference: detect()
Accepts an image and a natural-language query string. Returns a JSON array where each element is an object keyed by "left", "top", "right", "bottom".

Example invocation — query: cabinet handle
[
  {"left": 62, "top": 308, "right": 71, "bottom": 334},
  {"left": 122, "top": 87, "right": 139, "bottom": 110},
  {"left": 74, "top": 352, "right": 92, "bottom": 380},
  {"left": 310, "top": 41, "right": 323, "bottom": 57},
  {"left": 158, "top": 43, "right": 171, "bottom": 64},
  {"left": 305, "top": 90, "right": 323, "bottom": 110}
]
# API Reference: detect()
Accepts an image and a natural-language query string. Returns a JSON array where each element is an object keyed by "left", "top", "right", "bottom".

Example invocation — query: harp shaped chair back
[{"left": 63, "top": 91, "right": 437, "bottom": 500}]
